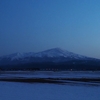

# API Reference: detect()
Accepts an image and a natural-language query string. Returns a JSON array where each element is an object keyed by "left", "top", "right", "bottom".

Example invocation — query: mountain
[
  {"left": 0, "top": 48, "right": 88, "bottom": 64},
  {"left": 0, "top": 48, "right": 100, "bottom": 71}
]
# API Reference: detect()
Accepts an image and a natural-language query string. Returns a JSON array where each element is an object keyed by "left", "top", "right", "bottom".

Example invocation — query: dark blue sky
[{"left": 0, "top": 0, "right": 100, "bottom": 58}]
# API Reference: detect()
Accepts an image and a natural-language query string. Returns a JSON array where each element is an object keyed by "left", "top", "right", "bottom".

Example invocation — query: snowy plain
[{"left": 0, "top": 71, "right": 100, "bottom": 100}]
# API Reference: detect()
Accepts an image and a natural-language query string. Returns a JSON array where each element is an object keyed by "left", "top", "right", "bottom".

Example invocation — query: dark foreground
[{"left": 1, "top": 77, "right": 100, "bottom": 86}]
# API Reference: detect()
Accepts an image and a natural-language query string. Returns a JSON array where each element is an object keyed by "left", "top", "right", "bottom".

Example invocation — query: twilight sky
[{"left": 0, "top": 0, "right": 100, "bottom": 58}]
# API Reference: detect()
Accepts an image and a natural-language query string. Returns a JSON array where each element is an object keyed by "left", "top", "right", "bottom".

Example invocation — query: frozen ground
[{"left": 0, "top": 71, "right": 100, "bottom": 100}]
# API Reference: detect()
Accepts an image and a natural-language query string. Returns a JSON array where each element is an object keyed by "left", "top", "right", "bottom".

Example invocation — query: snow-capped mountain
[
  {"left": 0, "top": 48, "right": 86, "bottom": 59},
  {"left": 0, "top": 48, "right": 94, "bottom": 65}
]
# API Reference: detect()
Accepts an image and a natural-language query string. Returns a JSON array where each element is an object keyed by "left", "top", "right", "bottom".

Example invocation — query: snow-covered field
[
  {"left": 0, "top": 71, "right": 100, "bottom": 100},
  {"left": 0, "top": 81, "right": 100, "bottom": 100}
]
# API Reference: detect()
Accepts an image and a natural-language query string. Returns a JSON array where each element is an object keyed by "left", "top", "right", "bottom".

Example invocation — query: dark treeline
[{"left": 0, "top": 59, "right": 100, "bottom": 71}]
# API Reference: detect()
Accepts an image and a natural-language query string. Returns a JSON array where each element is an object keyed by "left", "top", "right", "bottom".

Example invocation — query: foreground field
[{"left": 0, "top": 71, "right": 100, "bottom": 100}]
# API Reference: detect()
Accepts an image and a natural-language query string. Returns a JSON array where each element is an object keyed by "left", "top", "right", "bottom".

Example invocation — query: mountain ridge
[{"left": 0, "top": 48, "right": 88, "bottom": 59}]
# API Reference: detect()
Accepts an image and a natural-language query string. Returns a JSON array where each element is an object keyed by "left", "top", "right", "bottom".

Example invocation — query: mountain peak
[
  {"left": 50, "top": 47, "right": 64, "bottom": 51},
  {"left": 43, "top": 47, "right": 65, "bottom": 52},
  {"left": 33, "top": 47, "right": 85, "bottom": 58}
]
